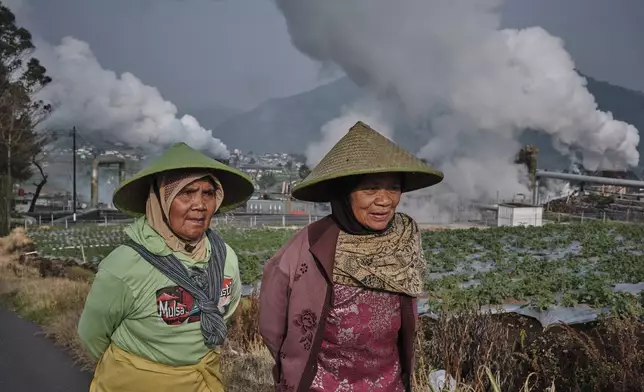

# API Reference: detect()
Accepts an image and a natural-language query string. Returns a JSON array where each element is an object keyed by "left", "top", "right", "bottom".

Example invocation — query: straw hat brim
[
  {"left": 290, "top": 121, "right": 444, "bottom": 203},
  {"left": 291, "top": 168, "right": 443, "bottom": 202},
  {"left": 112, "top": 143, "right": 255, "bottom": 217}
]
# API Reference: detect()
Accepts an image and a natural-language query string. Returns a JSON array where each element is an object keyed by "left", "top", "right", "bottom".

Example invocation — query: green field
[
  {"left": 28, "top": 221, "right": 644, "bottom": 315},
  {"left": 424, "top": 221, "right": 644, "bottom": 313},
  {"left": 28, "top": 225, "right": 294, "bottom": 285}
]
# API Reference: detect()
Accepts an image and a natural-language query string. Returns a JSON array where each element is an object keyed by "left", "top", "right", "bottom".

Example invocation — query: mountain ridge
[{"left": 212, "top": 74, "right": 644, "bottom": 171}]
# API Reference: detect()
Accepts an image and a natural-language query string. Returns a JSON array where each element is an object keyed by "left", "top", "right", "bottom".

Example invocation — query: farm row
[
  {"left": 423, "top": 222, "right": 644, "bottom": 318},
  {"left": 27, "top": 224, "right": 293, "bottom": 285},
  {"left": 27, "top": 221, "right": 644, "bottom": 317}
]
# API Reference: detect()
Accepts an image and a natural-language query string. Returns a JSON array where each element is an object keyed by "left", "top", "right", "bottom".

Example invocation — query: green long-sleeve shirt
[{"left": 77, "top": 217, "right": 241, "bottom": 366}]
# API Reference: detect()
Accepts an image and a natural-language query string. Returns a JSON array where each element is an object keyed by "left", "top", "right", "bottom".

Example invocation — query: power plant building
[{"left": 497, "top": 203, "right": 543, "bottom": 227}]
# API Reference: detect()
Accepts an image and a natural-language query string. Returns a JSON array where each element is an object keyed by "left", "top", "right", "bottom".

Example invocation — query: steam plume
[
  {"left": 276, "top": 0, "right": 640, "bottom": 219},
  {"left": 306, "top": 97, "right": 395, "bottom": 166},
  {"left": 35, "top": 37, "right": 229, "bottom": 159},
  {"left": 4, "top": 0, "right": 230, "bottom": 205}
]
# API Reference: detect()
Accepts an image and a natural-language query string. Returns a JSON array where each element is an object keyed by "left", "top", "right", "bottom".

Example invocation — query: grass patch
[
  {"left": 4, "top": 227, "right": 644, "bottom": 391},
  {"left": 0, "top": 229, "right": 277, "bottom": 389},
  {"left": 0, "top": 243, "right": 95, "bottom": 367}
]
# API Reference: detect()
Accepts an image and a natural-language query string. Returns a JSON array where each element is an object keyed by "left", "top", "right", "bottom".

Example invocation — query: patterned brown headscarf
[
  {"left": 333, "top": 213, "right": 426, "bottom": 297},
  {"left": 145, "top": 171, "right": 224, "bottom": 260}
]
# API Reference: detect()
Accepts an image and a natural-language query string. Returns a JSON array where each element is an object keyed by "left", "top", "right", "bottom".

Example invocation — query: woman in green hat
[
  {"left": 77, "top": 143, "right": 255, "bottom": 392},
  {"left": 259, "top": 121, "right": 443, "bottom": 392}
]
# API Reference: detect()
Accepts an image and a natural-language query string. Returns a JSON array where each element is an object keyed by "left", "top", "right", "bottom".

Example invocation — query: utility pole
[{"left": 72, "top": 127, "right": 77, "bottom": 221}]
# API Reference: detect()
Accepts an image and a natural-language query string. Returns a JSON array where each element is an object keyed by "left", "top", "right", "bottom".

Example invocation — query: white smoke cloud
[
  {"left": 34, "top": 37, "right": 229, "bottom": 159},
  {"left": 277, "top": 0, "right": 640, "bottom": 221},
  {"left": 306, "top": 97, "right": 395, "bottom": 166}
]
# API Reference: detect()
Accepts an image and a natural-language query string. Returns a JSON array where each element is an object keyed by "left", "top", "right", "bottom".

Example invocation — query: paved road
[{"left": 0, "top": 307, "right": 92, "bottom": 392}]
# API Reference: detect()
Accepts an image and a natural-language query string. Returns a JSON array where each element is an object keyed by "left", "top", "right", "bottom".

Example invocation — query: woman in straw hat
[
  {"left": 259, "top": 121, "right": 444, "bottom": 391},
  {"left": 77, "top": 142, "right": 254, "bottom": 392}
]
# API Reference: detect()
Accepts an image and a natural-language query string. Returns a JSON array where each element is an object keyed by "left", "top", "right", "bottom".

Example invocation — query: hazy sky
[
  {"left": 7, "top": 0, "right": 644, "bottom": 113},
  {"left": 502, "top": 0, "right": 644, "bottom": 95}
]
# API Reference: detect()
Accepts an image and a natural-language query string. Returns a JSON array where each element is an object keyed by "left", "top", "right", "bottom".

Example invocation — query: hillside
[
  {"left": 520, "top": 74, "right": 644, "bottom": 172},
  {"left": 214, "top": 74, "right": 644, "bottom": 171},
  {"left": 213, "top": 77, "right": 363, "bottom": 153},
  {"left": 182, "top": 103, "right": 243, "bottom": 131}
]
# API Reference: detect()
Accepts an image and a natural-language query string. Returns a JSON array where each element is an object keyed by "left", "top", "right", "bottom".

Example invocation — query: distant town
[
  {"left": 13, "top": 143, "right": 327, "bottom": 222},
  {"left": 11, "top": 142, "right": 644, "bottom": 228}
]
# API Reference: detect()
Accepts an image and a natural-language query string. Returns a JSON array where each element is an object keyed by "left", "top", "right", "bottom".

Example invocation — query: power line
[{"left": 72, "top": 127, "right": 76, "bottom": 220}]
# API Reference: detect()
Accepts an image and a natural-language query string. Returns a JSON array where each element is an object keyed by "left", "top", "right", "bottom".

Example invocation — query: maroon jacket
[{"left": 259, "top": 216, "right": 418, "bottom": 392}]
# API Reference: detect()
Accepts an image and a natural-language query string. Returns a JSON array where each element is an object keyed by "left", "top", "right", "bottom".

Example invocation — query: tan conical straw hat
[{"left": 291, "top": 121, "right": 444, "bottom": 202}]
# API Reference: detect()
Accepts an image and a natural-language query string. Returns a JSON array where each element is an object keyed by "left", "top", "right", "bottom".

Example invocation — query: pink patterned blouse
[{"left": 309, "top": 283, "right": 405, "bottom": 391}]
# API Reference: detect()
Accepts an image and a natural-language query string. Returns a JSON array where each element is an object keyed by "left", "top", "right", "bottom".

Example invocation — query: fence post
[
  {"left": 65, "top": 219, "right": 68, "bottom": 229},
  {"left": 603, "top": 211, "right": 606, "bottom": 222},
  {"left": 282, "top": 215, "right": 286, "bottom": 227},
  {"left": 38, "top": 215, "right": 42, "bottom": 225},
  {"left": 80, "top": 244, "right": 86, "bottom": 264},
  {"left": 581, "top": 211, "right": 584, "bottom": 223},
  {"left": 51, "top": 214, "right": 54, "bottom": 225}
]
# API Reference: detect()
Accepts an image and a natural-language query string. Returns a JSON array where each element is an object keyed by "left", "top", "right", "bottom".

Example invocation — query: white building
[
  {"left": 497, "top": 203, "right": 543, "bottom": 227},
  {"left": 245, "top": 199, "right": 330, "bottom": 216}
]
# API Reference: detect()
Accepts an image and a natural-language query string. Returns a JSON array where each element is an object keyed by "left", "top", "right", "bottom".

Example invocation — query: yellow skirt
[{"left": 90, "top": 344, "right": 225, "bottom": 392}]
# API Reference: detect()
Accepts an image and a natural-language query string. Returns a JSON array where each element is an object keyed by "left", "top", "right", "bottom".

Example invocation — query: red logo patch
[
  {"left": 156, "top": 278, "right": 235, "bottom": 325},
  {"left": 156, "top": 286, "right": 199, "bottom": 325},
  {"left": 221, "top": 278, "right": 232, "bottom": 297}
]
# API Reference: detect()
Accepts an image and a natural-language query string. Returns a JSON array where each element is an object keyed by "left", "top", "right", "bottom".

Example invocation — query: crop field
[
  {"left": 423, "top": 221, "right": 644, "bottom": 319},
  {"left": 27, "top": 224, "right": 294, "bottom": 285},
  {"left": 28, "top": 221, "right": 644, "bottom": 319}
]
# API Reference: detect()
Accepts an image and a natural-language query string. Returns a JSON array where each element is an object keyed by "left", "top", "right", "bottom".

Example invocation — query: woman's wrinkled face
[
  {"left": 169, "top": 179, "right": 219, "bottom": 241},
  {"left": 349, "top": 173, "right": 402, "bottom": 231}
]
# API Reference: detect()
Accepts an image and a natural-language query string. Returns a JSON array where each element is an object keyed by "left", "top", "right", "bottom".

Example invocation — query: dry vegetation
[
  {"left": 0, "top": 228, "right": 276, "bottom": 388},
  {"left": 0, "top": 228, "right": 95, "bottom": 369},
  {"left": 413, "top": 309, "right": 644, "bottom": 392},
  {"left": 1, "top": 228, "right": 643, "bottom": 391}
]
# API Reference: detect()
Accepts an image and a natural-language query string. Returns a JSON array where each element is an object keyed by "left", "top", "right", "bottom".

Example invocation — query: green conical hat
[
  {"left": 113, "top": 143, "right": 254, "bottom": 216},
  {"left": 291, "top": 121, "right": 444, "bottom": 202}
]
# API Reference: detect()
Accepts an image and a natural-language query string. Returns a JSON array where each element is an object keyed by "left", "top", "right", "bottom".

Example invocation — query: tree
[
  {"left": 257, "top": 172, "right": 277, "bottom": 192},
  {"left": 0, "top": 4, "right": 52, "bottom": 233},
  {"left": 299, "top": 164, "right": 311, "bottom": 180},
  {"left": 515, "top": 145, "right": 539, "bottom": 191},
  {"left": 27, "top": 158, "right": 46, "bottom": 213}
]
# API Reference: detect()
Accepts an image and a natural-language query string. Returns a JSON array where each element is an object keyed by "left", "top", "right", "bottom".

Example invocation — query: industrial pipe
[
  {"left": 535, "top": 170, "right": 644, "bottom": 188},
  {"left": 91, "top": 157, "right": 127, "bottom": 208},
  {"left": 532, "top": 178, "right": 540, "bottom": 205}
]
